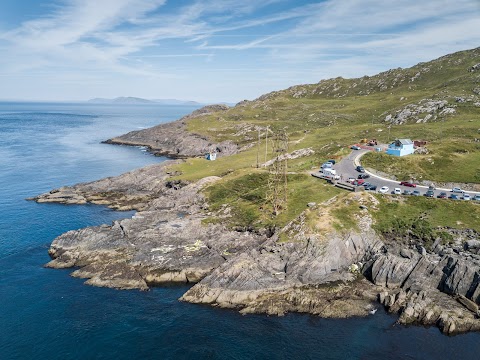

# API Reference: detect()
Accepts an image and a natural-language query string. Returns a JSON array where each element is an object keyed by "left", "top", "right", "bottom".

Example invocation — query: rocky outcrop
[
  {"left": 44, "top": 175, "right": 267, "bottom": 290},
  {"left": 364, "top": 235, "right": 480, "bottom": 334},
  {"left": 383, "top": 99, "right": 456, "bottom": 125},
  {"left": 30, "top": 161, "right": 180, "bottom": 210},
  {"left": 181, "top": 194, "right": 384, "bottom": 317},
  {"left": 35, "top": 163, "right": 480, "bottom": 334},
  {"left": 104, "top": 104, "right": 238, "bottom": 158}
]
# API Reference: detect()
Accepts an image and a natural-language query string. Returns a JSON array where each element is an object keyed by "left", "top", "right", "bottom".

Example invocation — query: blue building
[{"left": 386, "top": 139, "right": 414, "bottom": 156}]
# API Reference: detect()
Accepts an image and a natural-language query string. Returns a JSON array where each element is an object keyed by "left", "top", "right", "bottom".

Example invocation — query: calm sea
[{"left": 0, "top": 102, "right": 479, "bottom": 359}]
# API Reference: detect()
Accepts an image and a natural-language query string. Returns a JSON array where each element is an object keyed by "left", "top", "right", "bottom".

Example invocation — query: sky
[{"left": 0, "top": 0, "right": 479, "bottom": 103}]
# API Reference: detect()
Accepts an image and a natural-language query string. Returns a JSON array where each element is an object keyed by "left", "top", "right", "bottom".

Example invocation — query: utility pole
[
  {"left": 264, "top": 125, "right": 269, "bottom": 166},
  {"left": 267, "top": 129, "right": 288, "bottom": 216},
  {"left": 256, "top": 127, "right": 260, "bottom": 168}
]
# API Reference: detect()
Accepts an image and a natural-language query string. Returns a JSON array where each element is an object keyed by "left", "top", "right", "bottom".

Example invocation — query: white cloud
[{"left": 0, "top": 0, "right": 479, "bottom": 102}]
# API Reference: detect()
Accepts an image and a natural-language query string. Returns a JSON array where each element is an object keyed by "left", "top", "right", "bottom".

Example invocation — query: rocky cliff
[
  {"left": 33, "top": 173, "right": 480, "bottom": 334},
  {"left": 32, "top": 46, "right": 480, "bottom": 335},
  {"left": 104, "top": 104, "right": 238, "bottom": 158}
]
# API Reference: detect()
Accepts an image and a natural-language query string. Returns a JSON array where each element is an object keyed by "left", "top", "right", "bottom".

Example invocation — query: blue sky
[{"left": 0, "top": 0, "right": 479, "bottom": 103}]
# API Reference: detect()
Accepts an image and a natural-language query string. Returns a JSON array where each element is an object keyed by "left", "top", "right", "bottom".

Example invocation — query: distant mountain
[
  {"left": 152, "top": 99, "right": 201, "bottom": 105},
  {"left": 87, "top": 97, "right": 201, "bottom": 105}
]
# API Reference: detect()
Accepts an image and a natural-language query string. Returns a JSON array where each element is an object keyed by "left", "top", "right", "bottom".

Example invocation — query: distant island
[{"left": 87, "top": 96, "right": 201, "bottom": 105}]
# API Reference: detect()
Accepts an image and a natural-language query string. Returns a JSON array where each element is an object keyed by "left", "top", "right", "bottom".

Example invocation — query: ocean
[{"left": 0, "top": 101, "right": 479, "bottom": 359}]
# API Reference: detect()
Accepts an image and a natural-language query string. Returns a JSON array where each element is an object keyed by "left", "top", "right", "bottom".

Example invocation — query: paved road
[{"left": 331, "top": 149, "right": 480, "bottom": 198}]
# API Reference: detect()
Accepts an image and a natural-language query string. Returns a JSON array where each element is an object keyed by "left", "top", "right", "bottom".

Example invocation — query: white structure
[{"left": 205, "top": 152, "right": 217, "bottom": 161}]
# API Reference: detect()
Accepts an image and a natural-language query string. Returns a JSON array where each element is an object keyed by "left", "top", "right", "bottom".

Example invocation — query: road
[{"left": 330, "top": 149, "right": 480, "bottom": 198}]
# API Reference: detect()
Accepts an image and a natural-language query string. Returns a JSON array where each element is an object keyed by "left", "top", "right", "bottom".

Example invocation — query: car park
[
  {"left": 351, "top": 145, "right": 361, "bottom": 150},
  {"left": 463, "top": 194, "right": 471, "bottom": 201},
  {"left": 358, "top": 174, "right": 370, "bottom": 179},
  {"left": 392, "top": 188, "right": 402, "bottom": 195},
  {"left": 449, "top": 194, "right": 460, "bottom": 200},
  {"left": 437, "top": 192, "right": 447, "bottom": 199},
  {"left": 365, "top": 184, "right": 377, "bottom": 191},
  {"left": 379, "top": 186, "right": 389, "bottom": 194},
  {"left": 451, "top": 187, "right": 464, "bottom": 193},
  {"left": 356, "top": 166, "right": 365, "bottom": 173},
  {"left": 399, "top": 181, "right": 416, "bottom": 187},
  {"left": 473, "top": 195, "right": 480, "bottom": 201},
  {"left": 425, "top": 190, "right": 435, "bottom": 197},
  {"left": 412, "top": 190, "right": 421, "bottom": 196},
  {"left": 403, "top": 189, "right": 412, "bottom": 195}
]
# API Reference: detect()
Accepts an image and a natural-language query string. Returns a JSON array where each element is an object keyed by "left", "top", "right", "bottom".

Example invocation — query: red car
[
  {"left": 353, "top": 179, "right": 365, "bottom": 186},
  {"left": 399, "top": 181, "right": 416, "bottom": 187}
]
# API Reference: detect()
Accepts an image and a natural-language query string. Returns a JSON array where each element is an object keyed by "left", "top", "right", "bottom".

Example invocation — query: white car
[
  {"left": 393, "top": 188, "right": 402, "bottom": 195},
  {"left": 451, "top": 187, "right": 464, "bottom": 193},
  {"left": 379, "top": 186, "right": 389, "bottom": 194},
  {"left": 463, "top": 194, "right": 471, "bottom": 201}
]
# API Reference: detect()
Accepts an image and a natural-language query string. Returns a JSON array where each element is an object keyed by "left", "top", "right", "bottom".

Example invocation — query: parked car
[
  {"left": 362, "top": 182, "right": 371, "bottom": 187},
  {"left": 451, "top": 187, "right": 464, "bottom": 193},
  {"left": 412, "top": 190, "right": 422, "bottom": 196},
  {"left": 347, "top": 177, "right": 356, "bottom": 183},
  {"left": 351, "top": 145, "right": 361, "bottom": 150},
  {"left": 321, "top": 162, "right": 333, "bottom": 169},
  {"left": 449, "top": 194, "right": 460, "bottom": 200},
  {"left": 353, "top": 179, "right": 365, "bottom": 186},
  {"left": 327, "top": 159, "right": 336, "bottom": 165},
  {"left": 392, "top": 188, "right": 402, "bottom": 195},
  {"left": 403, "top": 189, "right": 413, "bottom": 195},
  {"left": 437, "top": 192, "right": 448, "bottom": 199},
  {"left": 399, "top": 181, "right": 416, "bottom": 187},
  {"left": 463, "top": 194, "right": 471, "bottom": 201},
  {"left": 425, "top": 190, "right": 435, "bottom": 198},
  {"left": 379, "top": 186, "right": 389, "bottom": 194},
  {"left": 474, "top": 194, "right": 480, "bottom": 201},
  {"left": 356, "top": 165, "right": 365, "bottom": 173},
  {"left": 358, "top": 174, "right": 370, "bottom": 179},
  {"left": 365, "top": 184, "right": 377, "bottom": 191}
]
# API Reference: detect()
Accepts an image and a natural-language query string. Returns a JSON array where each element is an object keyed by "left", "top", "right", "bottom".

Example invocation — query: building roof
[{"left": 398, "top": 139, "right": 413, "bottom": 145}]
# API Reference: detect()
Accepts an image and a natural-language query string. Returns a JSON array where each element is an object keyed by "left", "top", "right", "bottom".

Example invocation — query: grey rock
[{"left": 104, "top": 104, "right": 238, "bottom": 158}]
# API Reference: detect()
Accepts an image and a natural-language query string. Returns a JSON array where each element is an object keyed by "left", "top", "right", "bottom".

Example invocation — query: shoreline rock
[
  {"left": 35, "top": 169, "right": 480, "bottom": 334},
  {"left": 103, "top": 104, "right": 239, "bottom": 159},
  {"left": 32, "top": 152, "right": 480, "bottom": 336}
]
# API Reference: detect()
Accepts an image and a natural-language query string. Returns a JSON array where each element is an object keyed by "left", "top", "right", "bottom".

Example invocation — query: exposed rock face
[
  {"left": 31, "top": 161, "right": 180, "bottom": 210},
  {"left": 43, "top": 174, "right": 267, "bottom": 290},
  {"left": 104, "top": 104, "right": 238, "bottom": 158},
  {"left": 365, "top": 238, "right": 480, "bottom": 334},
  {"left": 35, "top": 165, "right": 480, "bottom": 334},
  {"left": 383, "top": 99, "right": 456, "bottom": 125},
  {"left": 181, "top": 195, "right": 385, "bottom": 317}
]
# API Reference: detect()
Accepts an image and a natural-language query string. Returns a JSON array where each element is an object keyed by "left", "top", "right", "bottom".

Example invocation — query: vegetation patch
[{"left": 372, "top": 195, "right": 480, "bottom": 246}]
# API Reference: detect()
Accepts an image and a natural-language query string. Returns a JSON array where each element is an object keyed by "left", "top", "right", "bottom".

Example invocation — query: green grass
[
  {"left": 203, "top": 172, "right": 342, "bottom": 230},
  {"left": 372, "top": 196, "right": 480, "bottom": 239},
  {"left": 168, "top": 47, "right": 480, "bottom": 233}
]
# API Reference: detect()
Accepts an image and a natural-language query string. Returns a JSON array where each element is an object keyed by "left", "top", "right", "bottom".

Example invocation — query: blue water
[{"left": 0, "top": 102, "right": 479, "bottom": 359}]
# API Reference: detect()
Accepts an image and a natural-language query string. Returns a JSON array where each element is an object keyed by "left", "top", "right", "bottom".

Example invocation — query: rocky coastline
[
  {"left": 103, "top": 104, "right": 238, "bottom": 159},
  {"left": 29, "top": 78, "right": 480, "bottom": 335},
  {"left": 32, "top": 158, "right": 480, "bottom": 334}
]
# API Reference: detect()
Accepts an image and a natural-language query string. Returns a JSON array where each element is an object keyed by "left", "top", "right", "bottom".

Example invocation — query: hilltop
[{"left": 34, "top": 47, "right": 480, "bottom": 335}]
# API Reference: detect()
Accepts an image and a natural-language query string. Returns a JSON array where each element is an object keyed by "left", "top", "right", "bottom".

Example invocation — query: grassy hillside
[{"left": 168, "top": 47, "right": 480, "bottom": 231}]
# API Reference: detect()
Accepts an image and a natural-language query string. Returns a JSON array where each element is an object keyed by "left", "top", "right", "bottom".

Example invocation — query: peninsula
[{"left": 33, "top": 47, "right": 480, "bottom": 335}]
